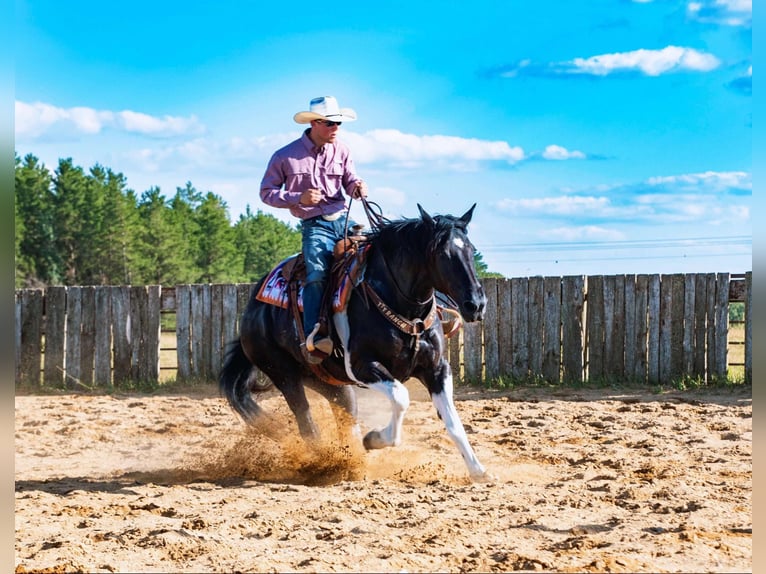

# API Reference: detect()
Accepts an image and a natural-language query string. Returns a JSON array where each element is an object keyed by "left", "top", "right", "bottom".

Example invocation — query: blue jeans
[{"left": 301, "top": 213, "right": 357, "bottom": 337}]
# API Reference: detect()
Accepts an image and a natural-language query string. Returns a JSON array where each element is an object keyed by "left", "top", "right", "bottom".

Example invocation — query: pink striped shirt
[{"left": 260, "top": 129, "right": 362, "bottom": 220}]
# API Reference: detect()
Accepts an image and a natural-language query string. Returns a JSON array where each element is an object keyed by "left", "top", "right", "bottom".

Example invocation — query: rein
[{"left": 355, "top": 196, "right": 439, "bottom": 343}]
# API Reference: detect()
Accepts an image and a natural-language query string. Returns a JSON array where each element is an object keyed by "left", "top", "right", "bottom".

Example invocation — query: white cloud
[
  {"left": 646, "top": 170, "right": 751, "bottom": 191},
  {"left": 495, "top": 196, "right": 613, "bottom": 216},
  {"left": 15, "top": 100, "right": 206, "bottom": 140},
  {"left": 571, "top": 46, "right": 720, "bottom": 76},
  {"left": 687, "top": 0, "right": 752, "bottom": 26},
  {"left": 542, "top": 145, "right": 586, "bottom": 160},
  {"left": 344, "top": 129, "right": 526, "bottom": 167},
  {"left": 548, "top": 225, "right": 626, "bottom": 242}
]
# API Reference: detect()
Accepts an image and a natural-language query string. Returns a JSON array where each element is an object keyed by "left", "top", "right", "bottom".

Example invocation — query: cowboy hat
[{"left": 293, "top": 96, "right": 357, "bottom": 124}]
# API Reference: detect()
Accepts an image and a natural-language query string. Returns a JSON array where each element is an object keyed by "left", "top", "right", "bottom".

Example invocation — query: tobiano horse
[{"left": 219, "top": 203, "right": 489, "bottom": 480}]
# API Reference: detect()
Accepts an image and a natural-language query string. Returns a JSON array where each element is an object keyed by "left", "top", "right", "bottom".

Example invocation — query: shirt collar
[{"left": 301, "top": 128, "right": 329, "bottom": 155}]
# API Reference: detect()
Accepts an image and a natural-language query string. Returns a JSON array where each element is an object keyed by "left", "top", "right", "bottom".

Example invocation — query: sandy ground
[{"left": 15, "top": 381, "right": 751, "bottom": 573}]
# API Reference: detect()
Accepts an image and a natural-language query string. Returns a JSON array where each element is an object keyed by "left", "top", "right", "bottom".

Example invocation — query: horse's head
[{"left": 418, "top": 204, "right": 487, "bottom": 322}]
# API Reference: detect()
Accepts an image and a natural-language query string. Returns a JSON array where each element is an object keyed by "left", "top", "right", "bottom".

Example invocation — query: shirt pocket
[{"left": 285, "top": 165, "right": 311, "bottom": 190}]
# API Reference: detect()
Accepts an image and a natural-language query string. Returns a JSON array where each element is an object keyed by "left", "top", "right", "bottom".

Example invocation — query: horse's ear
[
  {"left": 459, "top": 203, "right": 477, "bottom": 225},
  {"left": 417, "top": 204, "right": 434, "bottom": 226}
]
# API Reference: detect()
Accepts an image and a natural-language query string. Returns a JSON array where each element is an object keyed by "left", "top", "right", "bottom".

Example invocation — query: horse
[{"left": 219, "top": 203, "right": 489, "bottom": 481}]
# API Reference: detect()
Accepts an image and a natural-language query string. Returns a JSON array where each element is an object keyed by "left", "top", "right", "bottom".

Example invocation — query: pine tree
[
  {"left": 194, "top": 191, "right": 240, "bottom": 283},
  {"left": 234, "top": 206, "right": 301, "bottom": 281},
  {"left": 14, "top": 153, "right": 59, "bottom": 286}
]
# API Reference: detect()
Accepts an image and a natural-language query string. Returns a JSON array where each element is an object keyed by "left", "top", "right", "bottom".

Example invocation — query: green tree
[
  {"left": 52, "top": 158, "right": 92, "bottom": 285},
  {"left": 193, "top": 191, "right": 240, "bottom": 283},
  {"left": 234, "top": 206, "right": 301, "bottom": 281},
  {"left": 474, "top": 251, "right": 504, "bottom": 278},
  {"left": 96, "top": 167, "right": 142, "bottom": 284},
  {"left": 136, "top": 186, "right": 187, "bottom": 285},
  {"left": 167, "top": 182, "right": 203, "bottom": 283},
  {"left": 14, "top": 153, "right": 59, "bottom": 286}
]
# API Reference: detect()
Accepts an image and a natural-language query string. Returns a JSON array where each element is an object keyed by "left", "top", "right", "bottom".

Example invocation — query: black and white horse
[{"left": 219, "top": 204, "right": 489, "bottom": 480}]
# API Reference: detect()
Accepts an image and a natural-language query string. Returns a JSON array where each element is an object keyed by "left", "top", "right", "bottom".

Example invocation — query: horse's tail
[{"left": 219, "top": 339, "right": 269, "bottom": 423}]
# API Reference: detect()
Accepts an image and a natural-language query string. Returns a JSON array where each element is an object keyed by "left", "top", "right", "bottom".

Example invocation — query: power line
[{"left": 476, "top": 235, "right": 751, "bottom": 254}]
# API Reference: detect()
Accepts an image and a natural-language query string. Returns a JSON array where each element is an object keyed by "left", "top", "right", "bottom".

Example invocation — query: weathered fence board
[
  {"left": 14, "top": 272, "right": 752, "bottom": 388},
  {"left": 542, "top": 277, "right": 561, "bottom": 383},
  {"left": 43, "top": 286, "right": 66, "bottom": 387},
  {"left": 561, "top": 276, "right": 584, "bottom": 384},
  {"left": 482, "top": 278, "right": 499, "bottom": 381},
  {"left": 745, "top": 272, "right": 752, "bottom": 383}
]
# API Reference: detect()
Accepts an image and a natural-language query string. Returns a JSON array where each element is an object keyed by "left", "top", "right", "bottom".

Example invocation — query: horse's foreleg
[
  {"left": 362, "top": 379, "right": 410, "bottom": 449},
  {"left": 430, "top": 372, "right": 488, "bottom": 481}
]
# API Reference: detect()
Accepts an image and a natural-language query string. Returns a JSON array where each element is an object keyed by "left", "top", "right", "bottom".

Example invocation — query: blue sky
[{"left": 14, "top": 0, "right": 752, "bottom": 278}]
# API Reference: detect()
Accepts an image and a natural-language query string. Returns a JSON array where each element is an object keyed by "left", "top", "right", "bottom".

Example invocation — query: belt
[{"left": 321, "top": 211, "right": 344, "bottom": 222}]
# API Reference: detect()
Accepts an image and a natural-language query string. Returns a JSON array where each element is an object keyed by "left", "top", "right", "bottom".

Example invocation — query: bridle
[{"left": 348, "top": 196, "right": 440, "bottom": 339}]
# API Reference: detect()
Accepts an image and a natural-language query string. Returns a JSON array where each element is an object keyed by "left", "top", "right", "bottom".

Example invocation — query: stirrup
[{"left": 305, "top": 323, "right": 333, "bottom": 355}]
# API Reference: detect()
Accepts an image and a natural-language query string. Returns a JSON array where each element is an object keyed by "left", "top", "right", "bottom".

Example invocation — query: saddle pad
[
  {"left": 255, "top": 245, "right": 370, "bottom": 313},
  {"left": 255, "top": 256, "right": 298, "bottom": 310}
]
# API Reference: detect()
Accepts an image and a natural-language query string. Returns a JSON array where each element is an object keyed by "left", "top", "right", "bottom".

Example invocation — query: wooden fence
[{"left": 15, "top": 272, "right": 751, "bottom": 388}]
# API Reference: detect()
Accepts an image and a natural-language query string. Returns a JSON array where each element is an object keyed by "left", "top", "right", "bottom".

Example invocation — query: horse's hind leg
[
  {"left": 276, "top": 377, "right": 321, "bottom": 442},
  {"left": 305, "top": 379, "right": 360, "bottom": 440}
]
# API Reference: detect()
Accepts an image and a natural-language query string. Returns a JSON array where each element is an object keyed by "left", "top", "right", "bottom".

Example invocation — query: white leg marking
[
  {"left": 365, "top": 380, "right": 410, "bottom": 447},
  {"left": 431, "top": 373, "right": 487, "bottom": 479}
]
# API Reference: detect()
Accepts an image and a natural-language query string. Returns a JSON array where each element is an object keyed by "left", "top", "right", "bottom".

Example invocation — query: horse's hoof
[
  {"left": 363, "top": 430, "right": 387, "bottom": 450},
  {"left": 470, "top": 470, "right": 496, "bottom": 483}
]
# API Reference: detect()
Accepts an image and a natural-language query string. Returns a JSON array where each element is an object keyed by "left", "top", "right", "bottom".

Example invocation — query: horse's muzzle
[{"left": 461, "top": 295, "right": 487, "bottom": 323}]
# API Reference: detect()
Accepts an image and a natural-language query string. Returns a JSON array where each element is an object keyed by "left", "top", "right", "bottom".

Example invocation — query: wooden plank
[
  {"left": 462, "top": 321, "right": 482, "bottom": 383},
  {"left": 624, "top": 275, "right": 637, "bottom": 381},
  {"left": 670, "top": 274, "right": 685, "bottom": 380},
  {"left": 15, "top": 291, "right": 21, "bottom": 383},
  {"left": 602, "top": 275, "right": 617, "bottom": 379},
  {"left": 211, "top": 284, "right": 224, "bottom": 380},
  {"left": 482, "top": 278, "right": 499, "bottom": 382},
  {"left": 633, "top": 275, "right": 649, "bottom": 383},
  {"left": 542, "top": 276, "right": 561, "bottom": 383},
  {"left": 713, "top": 272, "right": 729, "bottom": 381},
  {"left": 647, "top": 275, "right": 661, "bottom": 384},
  {"left": 129, "top": 286, "right": 145, "bottom": 380},
  {"left": 176, "top": 285, "right": 192, "bottom": 381},
  {"left": 43, "top": 286, "right": 67, "bottom": 387},
  {"left": 682, "top": 275, "right": 696, "bottom": 377},
  {"left": 705, "top": 273, "right": 717, "bottom": 384},
  {"left": 111, "top": 286, "right": 132, "bottom": 384},
  {"left": 449, "top": 327, "right": 461, "bottom": 382},
  {"left": 693, "top": 274, "right": 708, "bottom": 378},
  {"left": 64, "top": 287, "right": 83, "bottom": 388},
  {"left": 729, "top": 277, "right": 747, "bottom": 301},
  {"left": 144, "top": 285, "right": 161, "bottom": 382},
  {"left": 19, "top": 289, "right": 43, "bottom": 387},
  {"left": 613, "top": 275, "right": 625, "bottom": 378},
  {"left": 93, "top": 287, "right": 112, "bottom": 386},
  {"left": 222, "top": 284, "right": 239, "bottom": 355},
  {"left": 561, "top": 276, "right": 584, "bottom": 384},
  {"left": 510, "top": 278, "right": 529, "bottom": 379},
  {"left": 190, "top": 284, "right": 213, "bottom": 378},
  {"left": 497, "top": 278, "right": 513, "bottom": 378},
  {"left": 658, "top": 275, "right": 673, "bottom": 383},
  {"left": 528, "top": 277, "right": 544, "bottom": 377},
  {"left": 745, "top": 271, "right": 752, "bottom": 383},
  {"left": 79, "top": 286, "right": 96, "bottom": 386},
  {"left": 585, "top": 276, "right": 604, "bottom": 382}
]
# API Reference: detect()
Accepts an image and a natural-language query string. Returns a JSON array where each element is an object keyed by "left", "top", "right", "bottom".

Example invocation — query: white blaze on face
[{"left": 452, "top": 237, "right": 465, "bottom": 250}]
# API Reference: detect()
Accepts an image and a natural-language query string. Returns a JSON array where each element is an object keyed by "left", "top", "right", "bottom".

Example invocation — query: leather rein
[{"left": 356, "top": 197, "right": 439, "bottom": 342}]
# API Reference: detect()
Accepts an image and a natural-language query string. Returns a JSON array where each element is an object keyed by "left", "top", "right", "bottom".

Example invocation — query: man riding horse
[{"left": 260, "top": 96, "right": 367, "bottom": 364}]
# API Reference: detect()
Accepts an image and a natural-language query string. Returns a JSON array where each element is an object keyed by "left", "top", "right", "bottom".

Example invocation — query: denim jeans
[{"left": 301, "top": 213, "right": 357, "bottom": 337}]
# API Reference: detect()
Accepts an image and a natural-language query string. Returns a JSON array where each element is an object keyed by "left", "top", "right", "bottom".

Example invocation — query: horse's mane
[{"left": 370, "top": 213, "right": 468, "bottom": 257}]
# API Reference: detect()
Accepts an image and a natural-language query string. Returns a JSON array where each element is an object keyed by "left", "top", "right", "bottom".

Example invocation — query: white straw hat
[{"left": 293, "top": 96, "right": 357, "bottom": 124}]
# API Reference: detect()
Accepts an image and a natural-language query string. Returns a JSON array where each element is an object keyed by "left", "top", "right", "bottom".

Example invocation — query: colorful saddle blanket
[{"left": 255, "top": 244, "right": 370, "bottom": 313}]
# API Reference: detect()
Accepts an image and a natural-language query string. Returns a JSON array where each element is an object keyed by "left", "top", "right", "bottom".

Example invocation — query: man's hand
[
  {"left": 299, "top": 188, "right": 324, "bottom": 206},
  {"left": 351, "top": 180, "right": 368, "bottom": 200}
]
